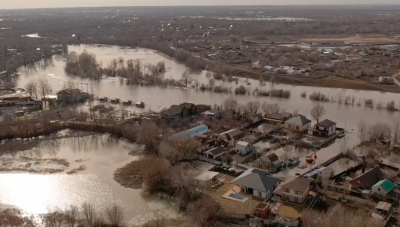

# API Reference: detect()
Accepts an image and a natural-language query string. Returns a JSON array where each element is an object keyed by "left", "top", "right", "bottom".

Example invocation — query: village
[
  {"left": 158, "top": 101, "right": 400, "bottom": 227},
  {"left": 1, "top": 81, "right": 400, "bottom": 226}
]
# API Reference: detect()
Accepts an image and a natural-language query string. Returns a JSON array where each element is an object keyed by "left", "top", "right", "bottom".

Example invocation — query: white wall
[{"left": 371, "top": 186, "right": 387, "bottom": 196}]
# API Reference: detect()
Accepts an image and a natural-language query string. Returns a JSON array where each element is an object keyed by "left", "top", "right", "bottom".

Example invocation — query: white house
[
  {"left": 232, "top": 141, "right": 253, "bottom": 155},
  {"left": 284, "top": 115, "right": 312, "bottom": 132},
  {"left": 371, "top": 179, "right": 395, "bottom": 197}
]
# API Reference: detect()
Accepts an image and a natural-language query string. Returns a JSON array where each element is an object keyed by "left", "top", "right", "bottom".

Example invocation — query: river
[{"left": 0, "top": 132, "right": 177, "bottom": 225}]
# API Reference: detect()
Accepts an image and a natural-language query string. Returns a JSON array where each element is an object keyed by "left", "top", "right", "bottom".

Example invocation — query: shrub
[
  {"left": 309, "top": 92, "right": 329, "bottom": 102},
  {"left": 235, "top": 86, "right": 247, "bottom": 95}
]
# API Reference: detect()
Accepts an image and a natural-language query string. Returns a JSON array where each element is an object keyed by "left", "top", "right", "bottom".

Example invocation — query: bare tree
[
  {"left": 38, "top": 78, "right": 53, "bottom": 99},
  {"left": 106, "top": 204, "right": 124, "bottom": 227},
  {"left": 64, "top": 205, "right": 79, "bottom": 227},
  {"left": 310, "top": 104, "right": 326, "bottom": 123},
  {"left": 63, "top": 79, "right": 76, "bottom": 90},
  {"left": 187, "top": 196, "right": 222, "bottom": 227},
  {"left": 246, "top": 101, "right": 260, "bottom": 114},
  {"left": 81, "top": 203, "right": 96, "bottom": 227},
  {"left": 159, "top": 138, "right": 201, "bottom": 165},
  {"left": 24, "top": 80, "right": 38, "bottom": 98},
  {"left": 152, "top": 210, "right": 166, "bottom": 227},
  {"left": 369, "top": 122, "right": 391, "bottom": 141},
  {"left": 358, "top": 120, "right": 369, "bottom": 142},
  {"left": 41, "top": 210, "right": 65, "bottom": 227},
  {"left": 181, "top": 70, "right": 191, "bottom": 87},
  {"left": 208, "top": 78, "right": 215, "bottom": 89},
  {"left": 392, "top": 118, "right": 400, "bottom": 147},
  {"left": 223, "top": 97, "right": 238, "bottom": 111},
  {"left": 136, "top": 120, "right": 159, "bottom": 154},
  {"left": 261, "top": 102, "right": 281, "bottom": 115}
]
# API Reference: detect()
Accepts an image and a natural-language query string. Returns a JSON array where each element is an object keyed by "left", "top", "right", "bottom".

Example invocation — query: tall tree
[
  {"left": 310, "top": 104, "right": 326, "bottom": 123},
  {"left": 24, "top": 79, "right": 38, "bottom": 98},
  {"left": 106, "top": 204, "right": 124, "bottom": 227},
  {"left": 38, "top": 78, "right": 53, "bottom": 99}
]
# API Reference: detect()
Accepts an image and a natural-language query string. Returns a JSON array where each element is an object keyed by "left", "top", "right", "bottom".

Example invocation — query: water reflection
[{"left": 0, "top": 134, "right": 174, "bottom": 224}]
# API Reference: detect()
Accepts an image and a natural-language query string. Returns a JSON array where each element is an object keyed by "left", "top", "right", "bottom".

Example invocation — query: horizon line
[{"left": 1, "top": 3, "right": 400, "bottom": 11}]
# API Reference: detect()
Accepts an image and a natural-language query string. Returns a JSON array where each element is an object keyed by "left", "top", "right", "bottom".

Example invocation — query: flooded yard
[{"left": 0, "top": 132, "right": 177, "bottom": 225}]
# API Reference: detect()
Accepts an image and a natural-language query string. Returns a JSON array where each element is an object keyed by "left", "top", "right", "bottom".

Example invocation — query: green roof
[{"left": 373, "top": 179, "right": 394, "bottom": 193}]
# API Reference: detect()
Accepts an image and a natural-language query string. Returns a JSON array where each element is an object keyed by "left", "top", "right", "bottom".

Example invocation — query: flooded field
[{"left": 0, "top": 132, "right": 176, "bottom": 225}]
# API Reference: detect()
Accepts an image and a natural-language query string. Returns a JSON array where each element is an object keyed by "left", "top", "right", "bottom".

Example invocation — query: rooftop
[
  {"left": 286, "top": 115, "right": 311, "bottom": 126},
  {"left": 282, "top": 177, "right": 313, "bottom": 192},
  {"left": 315, "top": 119, "right": 337, "bottom": 128},
  {"left": 231, "top": 168, "right": 281, "bottom": 193}
]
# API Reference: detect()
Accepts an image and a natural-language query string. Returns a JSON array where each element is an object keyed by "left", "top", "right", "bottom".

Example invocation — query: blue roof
[{"left": 170, "top": 124, "right": 209, "bottom": 140}]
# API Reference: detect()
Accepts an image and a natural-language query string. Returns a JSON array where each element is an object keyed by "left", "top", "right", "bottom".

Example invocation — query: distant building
[
  {"left": 161, "top": 103, "right": 198, "bottom": 119},
  {"left": 57, "top": 89, "right": 89, "bottom": 104}
]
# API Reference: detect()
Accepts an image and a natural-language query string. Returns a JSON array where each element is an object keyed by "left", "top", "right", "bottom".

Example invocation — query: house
[
  {"left": 378, "top": 76, "right": 394, "bottom": 85},
  {"left": 348, "top": 167, "right": 384, "bottom": 191},
  {"left": 57, "top": 89, "right": 89, "bottom": 104},
  {"left": 371, "top": 202, "right": 393, "bottom": 223},
  {"left": 264, "top": 112, "right": 293, "bottom": 124},
  {"left": 169, "top": 124, "right": 209, "bottom": 141},
  {"left": 284, "top": 115, "right": 311, "bottom": 132},
  {"left": 194, "top": 171, "right": 220, "bottom": 184},
  {"left": 231, "top": 168, "right": 281, "bottom": 199},
  {"left": 371, "top": 179, "right": 395, "bottom": 197},
  {"left": 308, "top": 119, "right": 337, "bottom": 137},
  {"left": 204, "top": 147, "right": 226, "bottom": 160},
  {"left": 219, "top": 128, "right": 245, "bottom": 146},
  {"left": 247, "top": 114, "right": 263, "bottom": 125},
  {"left": 231, "top": 141, "right": 253, "bottom": 155},
  {"left": 201, "top": 109, "right": 222, "bottom": 118},
  {"left": 161, "top": 103, "right": 198, "bottom": 119},
  {"left": 263, "top": 153, "right": 283, "bottom": 171},
  {"left": 279, "top": 177, "right": 313, "bottom": 204}
]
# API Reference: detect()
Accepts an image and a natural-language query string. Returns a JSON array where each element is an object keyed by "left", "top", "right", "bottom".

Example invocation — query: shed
[{"left": 195, "top": 171, "right": 220, "bottom": 183}]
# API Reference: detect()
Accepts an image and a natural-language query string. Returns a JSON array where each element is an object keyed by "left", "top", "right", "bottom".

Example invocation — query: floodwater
[
  {"left": 15, "top": 45, "right": 400, "bottom": 132},
  {"left": 12, "top": 44, "right": 400, "bottom": 180},
  {"left": 0, "top": 133, "right": 177, "bottom": 225}
]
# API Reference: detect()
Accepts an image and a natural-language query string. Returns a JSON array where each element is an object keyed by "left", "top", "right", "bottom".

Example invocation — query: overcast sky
[{"left": 0, "top": 0, "right": 397, "bottom": 9}]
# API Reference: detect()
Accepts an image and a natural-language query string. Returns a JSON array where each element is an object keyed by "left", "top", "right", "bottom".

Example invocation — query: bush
[
  {"left": 386, "top": 100, "right": 396, "bottom": 111},
  {"left": 301, "top": 91, "right": 307, "bottom": 98},
  {"left": 235, "top": 86, "right": 247, "bottom": 95},
  {"left": 309, "top": 92, "right": 329, "bottom": 102},
  {"left": 365, "top": 99, "right": 374, "bottom": 108}
]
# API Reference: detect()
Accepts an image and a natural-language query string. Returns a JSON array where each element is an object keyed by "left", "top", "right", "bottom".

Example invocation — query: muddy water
[
  {"left": 16, "top": 45, "right": 400, "bottom": 131},
  {"left": 0, "top": 133, "right": 176, "bottom": 225},
  {"left": 14, "top": 45, "right": 400, "bottom": 171}
]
